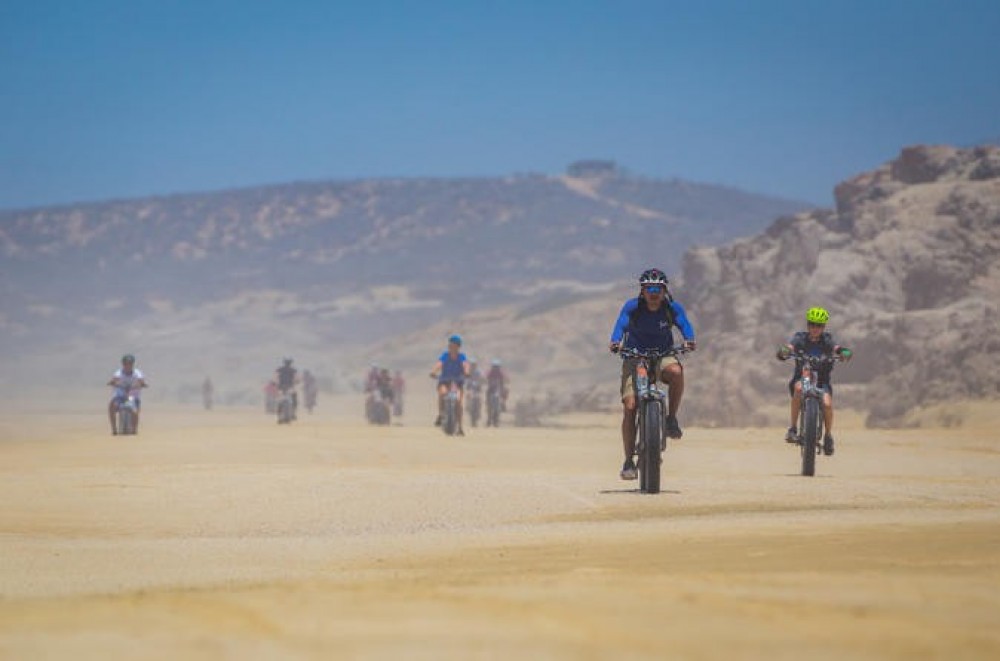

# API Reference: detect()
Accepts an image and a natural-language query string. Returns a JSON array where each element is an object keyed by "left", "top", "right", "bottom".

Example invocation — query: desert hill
[
  {"left": 2, "top": 147, "right": 996, "bottom": 428},
  {"left": 0, "top": 164, "right": 806, "bottom": 401}
]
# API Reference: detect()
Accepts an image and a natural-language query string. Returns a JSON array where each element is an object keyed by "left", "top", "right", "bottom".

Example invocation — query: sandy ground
[{"left": 1, "top": 395, "right": 999, "bottom": 660}]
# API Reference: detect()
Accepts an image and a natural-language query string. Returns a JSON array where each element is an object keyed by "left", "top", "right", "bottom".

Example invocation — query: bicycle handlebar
[
  {"left": 613, "top": 345, "right": 691, "bottom": 360},
  {"left": 109, "top": 379, "right": 147, "bottom": 388},
  {"left": 782, "top": 351, "right": 843, "bottom": 366}
]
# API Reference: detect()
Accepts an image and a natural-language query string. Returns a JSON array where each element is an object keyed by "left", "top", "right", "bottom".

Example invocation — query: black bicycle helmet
[{"left": 639, "top": 268, "right": 668, "bottom": 287}]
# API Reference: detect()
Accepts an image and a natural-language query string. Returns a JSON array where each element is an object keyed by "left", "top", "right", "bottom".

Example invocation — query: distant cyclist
[
  {"left": 302, "top": 369, "right": 317, "bottom": 413},
  {"left": 202, "top": 377, "right": 213, "bottom": 411},
  {"left": 275, "top": 358, "right": 299, "bottom": 420},
  {"left": 609, "top": 268, "right": 696, "bottom": 480},
  {"left": 107, "top": 354, "right": 148, "bottom": 435},
  {"left": 264, "top": 380, "right": 278, "bottom": 413},
  {"left": 377, "top": 368, "right": 394, "bottom": 404},
  {"left": 429, "top": 334, "right": 470, "bottom": 435},
  {"left": 776, "top": 307, "right": 852, "bottom": 456},
  {"left": 391, "top": 370, "right": 406, "bottom": 416},
  {"left": 485, "top": 359, "right": 509, "bottom": 413},
  {"left": 465, "top": 357, "right": 484, "bottom": 426},
  {"left": 364, "top": 364, "right": 380, "bottom": 394}
]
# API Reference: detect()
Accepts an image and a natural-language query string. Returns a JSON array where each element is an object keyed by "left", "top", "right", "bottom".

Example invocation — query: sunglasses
[
  {"left": 643, "top": 285, "right": 664, "bottom": 294},
  {"left": 807, "top": 322, "right": 826, "bottom": 328}
]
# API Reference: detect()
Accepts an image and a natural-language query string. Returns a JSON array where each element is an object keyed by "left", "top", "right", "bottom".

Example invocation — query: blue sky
[{"left": 1, "top": 0, "right": 998, "bottom": 209}]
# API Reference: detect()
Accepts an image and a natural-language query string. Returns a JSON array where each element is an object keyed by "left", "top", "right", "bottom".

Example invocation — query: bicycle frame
[
  {"left": 627, "top": 352, "right": 668, "bottom": 450},
  {"left": 789, "top": 351, "right": 838, "bottom": 476},
  {"left": 617, "top": 344, "right": 688, "bottom": 493}
]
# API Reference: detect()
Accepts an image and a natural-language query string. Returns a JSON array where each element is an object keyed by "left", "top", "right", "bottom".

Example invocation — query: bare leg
[
  {"left": 621, "top": 396, "right": 637, "bottom": 459},
  {"left": 437, "top": 384, "right": 447, "bottom": 418},
  {"left": 108, "top": 401, "right": 117, "bottom": 434},
  {"left": 823, "top": 392, "right": 833, "bottom": 434},
  {"left": 661, "top": 364, "right": 684, "bottom": 417},
  {"left": 790, "top": 382, "right": 803, "bottom": 428}
]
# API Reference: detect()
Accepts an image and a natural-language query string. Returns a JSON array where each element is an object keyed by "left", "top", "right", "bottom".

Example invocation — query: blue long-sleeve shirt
[{"left": 610, "top": 298, "right": 695, "bottom": 350}]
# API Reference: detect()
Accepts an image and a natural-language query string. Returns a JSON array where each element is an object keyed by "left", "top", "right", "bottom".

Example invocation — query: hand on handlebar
[
  {"left": 684, "top": 339, "right": 697, "bottom": 352},
  {"left": 609, "top": 341, "right": 621, "bottom": 354}
]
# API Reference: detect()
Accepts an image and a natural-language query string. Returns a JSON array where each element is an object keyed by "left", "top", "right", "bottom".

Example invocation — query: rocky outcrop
[{"left": 678, "top": 144, "right": 1000, "bottom": 427}]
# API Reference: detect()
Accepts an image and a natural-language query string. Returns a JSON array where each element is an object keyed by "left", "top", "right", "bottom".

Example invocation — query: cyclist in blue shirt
[
  {"left": 609, "top": 269, "right": 696, "bottom": 480},
  {"left": 429, "top": 334, "right": 471, "bottom": 435}
]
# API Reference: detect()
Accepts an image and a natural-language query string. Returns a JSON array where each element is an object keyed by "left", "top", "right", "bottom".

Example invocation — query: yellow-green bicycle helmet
[{"left": 806, "top": 307, "right": 830, "bottom": 325}]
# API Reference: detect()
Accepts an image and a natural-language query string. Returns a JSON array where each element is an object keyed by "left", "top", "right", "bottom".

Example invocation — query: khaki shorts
[{"left": 620, "top": 356, "right": 680, "bottom": 400}]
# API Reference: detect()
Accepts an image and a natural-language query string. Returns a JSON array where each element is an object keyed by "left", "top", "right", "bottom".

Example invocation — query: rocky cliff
[{"left": 678, "top": 145, "right": 1000, "bottom": 427}]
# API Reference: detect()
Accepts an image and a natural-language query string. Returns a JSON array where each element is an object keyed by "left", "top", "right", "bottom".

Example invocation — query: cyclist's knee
[
  {"left": 662, "top": 367, "right": 683, "bottom": 383},
  {"left": 622, "top": 398, "right": 637, "bottom": 413}
]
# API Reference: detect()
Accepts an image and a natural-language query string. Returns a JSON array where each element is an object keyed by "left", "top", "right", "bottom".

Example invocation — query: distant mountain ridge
[{"left": 0, "top": 166, "right": 808, "bottom": 396}]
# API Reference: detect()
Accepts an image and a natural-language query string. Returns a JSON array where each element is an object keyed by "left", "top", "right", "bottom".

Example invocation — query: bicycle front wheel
[
  {"left": 118, "top": 408, "right": 134, "bottom": 435},
  {"left": 443, "top": 397, "right": 457, "bottom": 435},
  {"left": 640, "top": 401, "right": 663, "bottom": 493},
  {"left": 801, "top": 397, "right": 820, "bottom": 476}
]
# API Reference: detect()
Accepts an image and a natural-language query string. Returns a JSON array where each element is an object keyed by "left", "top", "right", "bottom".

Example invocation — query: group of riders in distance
[
  {"left": 263, "top": 358, "right": 318, "bottom": 423},
  {"left": 107, "top": 267, "right": 851, "bottom": 484},
  {"left": 362, "top": 340, "right": 510, "bottom": 434},
  {"left": 364, "top": 365, "right": 406, "bottom": 425},
  {"left": 428, "top": 338, "right": 510, "bottom": 435}
]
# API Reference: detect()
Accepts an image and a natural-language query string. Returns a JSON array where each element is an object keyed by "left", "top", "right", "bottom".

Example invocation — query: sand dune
[{"left": 1, "top": 399, "right": 998, "bottom": 659}]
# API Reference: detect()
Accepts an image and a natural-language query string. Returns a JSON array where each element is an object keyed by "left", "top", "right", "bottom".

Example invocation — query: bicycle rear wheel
[{"left": 801, "top": 398, "right": 819, "bottom": 476}]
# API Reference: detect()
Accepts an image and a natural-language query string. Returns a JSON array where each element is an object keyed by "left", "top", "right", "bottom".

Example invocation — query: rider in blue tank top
[{"left": 429, "top": 334, "right": 471, "bottom": 435}]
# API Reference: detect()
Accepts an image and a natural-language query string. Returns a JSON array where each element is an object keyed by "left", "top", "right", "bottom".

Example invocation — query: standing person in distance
[
  {"left": 609, "top": 268, "right": 696, "bottom": 480},
  {"left": 302, "top": 369, "right": 318, "bottom": 413},
  {"left": 202, "top": 377, "right": 213, "bottom": 411}
]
